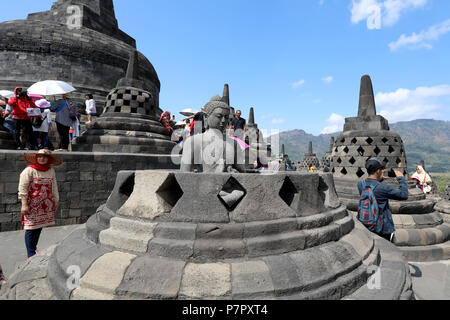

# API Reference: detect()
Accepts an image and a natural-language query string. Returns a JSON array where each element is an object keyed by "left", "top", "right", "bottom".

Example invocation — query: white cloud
[
  {"left": 389, "top": 19, "right": 450, "bottom": 51},
  {"left": 321, "top": 113, "right": 345, "bottom": 134},
  {"left": 272, "top": 118, "right": 286, "bottom": 124},
  {"left": 375, "top": 84, "right": 450, "bottom": 122},
  {"left": 351, "top": 0, "right": 427, "bottom": 30},
  {"left": 292, "top": 79, "right": 306, "bottom": 88},
  {"left": 323, "top": 76, "right": 334, "bottom": 84},
  {"left": 319, "top": 0, "right": 325, "bottom": 6}
]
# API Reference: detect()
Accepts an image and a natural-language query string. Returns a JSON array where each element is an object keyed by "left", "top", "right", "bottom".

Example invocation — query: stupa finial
[{"left": 358, "top": 75, "right": 377, "bottom": 117}]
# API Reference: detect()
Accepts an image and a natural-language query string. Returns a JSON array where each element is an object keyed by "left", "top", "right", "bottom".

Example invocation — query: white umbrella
[
  {"left": 27, "top": 80, "right": 76, "bottom": 96},
  {"left": 0, "top": 90, "right": 14, "bottom": 99},
  {"left": 180, "top": 108, "right": 198, "bottom": 117}
]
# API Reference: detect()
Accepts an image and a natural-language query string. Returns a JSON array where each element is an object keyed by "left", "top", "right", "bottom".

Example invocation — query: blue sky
[{"left": 1, "top": 0, "right": 449, "bottom": 135}]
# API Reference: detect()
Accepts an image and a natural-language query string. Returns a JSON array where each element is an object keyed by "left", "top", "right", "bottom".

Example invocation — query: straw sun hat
[{"left": 24, "top": 149, "right": 63, "bottom": 167}]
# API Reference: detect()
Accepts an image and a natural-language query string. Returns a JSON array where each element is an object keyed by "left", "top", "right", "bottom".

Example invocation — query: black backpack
[{"left": 32, "top": 113, "right": 47, "bottom": 128}]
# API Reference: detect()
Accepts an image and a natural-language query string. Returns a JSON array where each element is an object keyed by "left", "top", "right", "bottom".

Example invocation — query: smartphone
[{"left": 387, "top": 169, "right": 396, "bottom": 178}]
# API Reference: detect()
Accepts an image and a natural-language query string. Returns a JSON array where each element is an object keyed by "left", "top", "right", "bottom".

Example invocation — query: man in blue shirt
[{"left": 358, "top": 158, "right": 409, "bottom": 242}]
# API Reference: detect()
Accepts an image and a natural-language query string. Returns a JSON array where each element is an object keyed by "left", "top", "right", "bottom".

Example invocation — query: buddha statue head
[{"left": 203, "top": 98, "right": 231, "bottom": 133}]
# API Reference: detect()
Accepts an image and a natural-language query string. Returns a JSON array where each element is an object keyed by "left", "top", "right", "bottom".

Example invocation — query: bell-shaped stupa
[
  {"left": 0, "top": 0, "right": 160, "bottom": 108},
  {"left": 300, "top": 142, "right": 321, "bottom": 171},
  {"left": 71, "top": 50, "right": 176, "bottom": 154},
  {"left": 330, "top": 75, "right": 450, "bottom": 262}
]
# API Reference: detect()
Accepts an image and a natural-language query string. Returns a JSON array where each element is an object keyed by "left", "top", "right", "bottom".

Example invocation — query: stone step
[
  {"left": 394, "top": 222, "right": 450, "bottom": 247},
  {"left": 400, "top": 240, "right": 450, "bottom": 262},
  {"left": 99, "top": 217, "right": 157, "bottom": 253}
]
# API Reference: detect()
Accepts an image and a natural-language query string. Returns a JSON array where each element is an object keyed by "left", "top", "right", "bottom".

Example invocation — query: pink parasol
[
  {"left": 159, "top": 111, "right": 171, "bottom": 122},
  {"left": 231, "top": 137, "right": 250, "bottom": 151},
  {"left": 29, "top": 94, "right": 44, "bottom": 103}
]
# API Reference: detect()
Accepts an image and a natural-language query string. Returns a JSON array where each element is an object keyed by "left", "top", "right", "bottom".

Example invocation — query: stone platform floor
[{"left": 0, "top": 225, "right": 449, "bottom": 300}]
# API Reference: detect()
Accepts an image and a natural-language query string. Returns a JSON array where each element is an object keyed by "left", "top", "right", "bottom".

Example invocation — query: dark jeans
[
  {"left": 377, "top": 232, "right": 394, "bottom": 242},
  {"left": 56, "top": 122, "right": 70, "bottom": 150},
  {"left": 34, "top": 131, "right": 49, "bottom": 149},
  {"left": 14, "top": 119, "right": 36, "bottom": 149},
  {"left": 25, "top": 228, "right": 42, "bottom": 258},
  {"left": 4, "top": 120, "right": 15, "bottom": 134}
]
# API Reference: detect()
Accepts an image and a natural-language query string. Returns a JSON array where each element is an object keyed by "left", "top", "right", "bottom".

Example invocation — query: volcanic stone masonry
[
  {"left": 0, "top": 170, "right": 414, "bottom": 300},
  {"left": 330, "top": 75, "right": 450, "bottom": 262},
  {"left": 0, "top": 0, "right": 160, "bottom": 108},
  {"left": 322, "top": 137, "right": 335, "bottom": 168}
]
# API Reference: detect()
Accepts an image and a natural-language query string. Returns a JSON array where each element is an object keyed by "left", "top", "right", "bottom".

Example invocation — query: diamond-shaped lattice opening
[
  {"left": 357, "top": 146, "right": 365, "bottom": 156},
  {"left": 218, "top": 177, "right": 246, "bottom": 211},
  {"left": 341, "top": 168, "right": 348, "bottom": 175},
  {"left": 351, "top": 138, "right": 358, "bottom": 144},
  {"left": 337, "top": 157, "right": 342, "bottom": 164},
  {"left": 279, "top": 177, "right": 299, "bottom": 208},
  {"left": 400, "top": 148, "right": 404, "bottom": 155},
  {"left": 382, "top": 138, "right": 389, "bottom": 144},
  {"left": 341, "top": 138, "right": 346, "bottom": 143},
  {"left": 349, "top": 157, "right": 356, "bottom": 165},
  {"left": 356, "top": 168, "right": 365, "bottom": 178},
  {"left": 396, "top": 158, "right": 402, "bottom": 165},
  {"left": 366, "top": 138, "right": 374, "bottom": 145},
  {"left": 383, "top": 158, "right": 389, "bottom": 165},
  {"left": 388, "top": 146, "right": 395, "bottom": 154},
  {"left": 335, "top": 147, "right": 339, "bottom": 153},
  {"left": 332, "top": 168, "right": 336, "bottom": 173},
  {"left": 343, "top": 146, "right": 350, "bottom": 154},
  {"left": 156, "top": 175, "right": 184, "bottom": 209},
  {"left": 374, "top": 146, "right": 381, "bottom": 155},
  {"left": 119, "top": 173, "right": 135, "bottom": 197}
]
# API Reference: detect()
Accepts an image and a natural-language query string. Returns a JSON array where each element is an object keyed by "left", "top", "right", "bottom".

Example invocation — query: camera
[
  {"left": 387, "top": 169, "right": 396, "bottom": 178},
  {"left": 19, "top": 91, "right": 28, "bottom": 98}
]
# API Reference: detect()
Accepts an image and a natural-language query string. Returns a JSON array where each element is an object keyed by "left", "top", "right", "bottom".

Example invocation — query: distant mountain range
[{"left": 268, "top": 119, "right": 450, "bottom": 173}]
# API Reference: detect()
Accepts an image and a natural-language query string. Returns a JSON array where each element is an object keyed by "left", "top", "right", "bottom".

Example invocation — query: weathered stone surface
[
  {"left": 231, "top": 261, "right": 274, "bottom": 298},
  {"left": 179, "top": 263, "right": 231, "bottom": 299},
  {"left": 99, "top": 217, "right": 157, "bottom": 253},
  {"left": 118, "top": 171, "right": 181, "bottom": 220},
  {"left": 72, "top": 251, "right": 136, "bottom": 300},
  {"left": 116, "top": 256, "right": 185, "bottom": 299},
  {"left": 168, "top": 173, "right": 231, "bottom": 223}
]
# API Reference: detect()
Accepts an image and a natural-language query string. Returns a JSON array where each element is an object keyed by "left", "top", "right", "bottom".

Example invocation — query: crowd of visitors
[{"left": 0, "top": 89, "right": 97, "bottom": 151}]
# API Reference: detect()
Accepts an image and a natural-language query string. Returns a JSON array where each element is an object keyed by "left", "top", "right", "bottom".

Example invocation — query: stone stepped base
[{"left": 399, "top": 240, "right": 450, "bottom": 262}]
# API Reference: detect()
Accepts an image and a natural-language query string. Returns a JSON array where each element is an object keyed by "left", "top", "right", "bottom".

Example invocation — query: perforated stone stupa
[
  {"left": 71, "top": 50, "right": 176, "bottom": 154},
  {"left": 0, "top": 0, "right": 160, "bottom": 106},
  {"left": 330, "top": 75, "right": 450, "bottom": 262},
  {"left": 300, "top": 142, "right": 321, "bottom": 171},
  {"left": 0, "top": 170, "right": 414, "bottom": 300}
]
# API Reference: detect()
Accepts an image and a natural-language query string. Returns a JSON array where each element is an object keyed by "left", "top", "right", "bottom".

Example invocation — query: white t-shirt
[
  {"left": 85, "top": 99, "right": 97, "bottom": 115},
  {"left": 33, "top": 109, "right": 52, "bottom": 133}
]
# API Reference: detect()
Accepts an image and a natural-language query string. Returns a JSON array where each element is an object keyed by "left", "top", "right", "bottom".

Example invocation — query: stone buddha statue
[{"left": 181, "top": 97, "right": 246, "bottom": 173}]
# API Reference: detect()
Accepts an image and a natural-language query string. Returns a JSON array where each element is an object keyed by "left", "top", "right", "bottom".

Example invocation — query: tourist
[
  {"left": 357, "top": 158, "right": 409, "bottom": 242},
  {"left": 184, "top": 107, "right": 206, "bottom": 136},
  {"left": 309, "top": 166, "right": 316, "bottom": 173},
  {"left": 184, "top": 119, "right": 191, "bottom": 138},
  {"left": 85, "top": 94, "right": 97, "bottom": 123},
  {"left": 253, "top": 158, "right": 264, "bottom": 171},
  {"left": 8, "top": 87, "right": 37, "bottom": 150},
  {"left": 159, "top": 111, "right": 173, "bottom": 136},
  {"left": 32, "top": 99, "right": 52, "bottom": 150},
  {"left": 229, "top": 110, "right": 246, "bottom": 141},
  {"left": 51, "top": 94, "right": 78, "bottom": 151},
  {"left": 1, "top": 96, "right": 15, "bottom": 134},
  {"left": 19, "top": 149, "right": 62, "bottom": 259},
  {"left": 411, "top": 165, "right": 433, "bottom": 194}
]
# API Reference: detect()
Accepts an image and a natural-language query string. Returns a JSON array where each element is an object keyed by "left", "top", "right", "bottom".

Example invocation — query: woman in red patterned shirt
[{"left": 18, "top": 149, "right": 63, "bottom": 259}]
